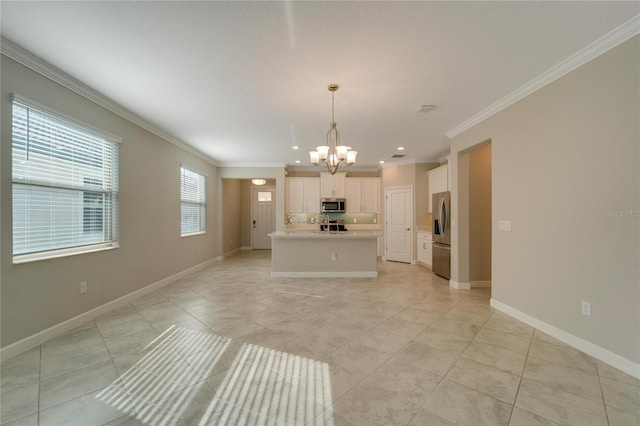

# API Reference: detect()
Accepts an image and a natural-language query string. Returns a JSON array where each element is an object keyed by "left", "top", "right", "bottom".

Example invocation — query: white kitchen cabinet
[
  {"left": 417, "top": 231, "right": 433, "bottom": 267},
  {"left": 320, "top": 172, "right": 346, "bottom": 198},
  {"left": 428, "top": 164, "right": 448, "bottom": 213},
  {"left": 345, "top": 177, "right": 380, "bottom": 213},
  {"left": 287, "top": 177, "right": 320, "bottom": 213}
]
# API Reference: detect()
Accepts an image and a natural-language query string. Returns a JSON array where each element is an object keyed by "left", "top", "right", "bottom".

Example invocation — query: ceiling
[{"left": 1, "top": 2, "right": 637, "bottom": 169}]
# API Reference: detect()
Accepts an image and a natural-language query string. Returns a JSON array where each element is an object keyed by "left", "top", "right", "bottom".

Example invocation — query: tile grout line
[
  {"left": 399, "top": 292, "right": 496, "bottom": 425},
  {"left": 310, "top": 285, "right": 461, "bottom": 423},
  {"left": 596, "top": 362, "right": 612, "bottom": 426},
  {"left": 95, "top": 310, "right": 147, "bottom": 424},
  {"left": 37, "top": 344, "right": 42, "bottom": 426},
  {"left": 505, "top": 321, "right": 536, "bottom": 425}
]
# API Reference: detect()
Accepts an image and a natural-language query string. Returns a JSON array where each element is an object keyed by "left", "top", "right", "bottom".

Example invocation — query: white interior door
[
  {"left": 252, "top": 186, "right": 275, "bottom": 250},
  {"left": 385, "top": 186, "right": 413, "bottom": 263}
]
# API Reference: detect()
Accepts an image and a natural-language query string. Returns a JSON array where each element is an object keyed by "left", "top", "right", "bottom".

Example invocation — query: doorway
[
  {"left": 251, "top": 186, "right": 275, "bottom": 250},
  {"left": 385, "top": 186, "right": 413, "bottom": 263},
  {"left": 459, "top": 142, "right": 492, "bottom": 288}
]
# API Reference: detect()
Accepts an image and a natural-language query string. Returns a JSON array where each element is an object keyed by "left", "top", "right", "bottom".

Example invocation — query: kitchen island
[{"left": 268, "top": 230, "right": 381, "bottom": 278}]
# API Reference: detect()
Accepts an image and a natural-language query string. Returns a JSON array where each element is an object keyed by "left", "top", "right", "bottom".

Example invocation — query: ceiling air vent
[{"left": 391, "top": 154, "right": 405, "bottom": 159}]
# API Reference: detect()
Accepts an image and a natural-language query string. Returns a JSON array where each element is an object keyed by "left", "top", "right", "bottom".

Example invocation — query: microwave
[{"left": 321, "top": 198, "right": 346, "bottom": 213}]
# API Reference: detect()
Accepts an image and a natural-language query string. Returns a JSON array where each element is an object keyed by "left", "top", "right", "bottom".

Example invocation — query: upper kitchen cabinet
[
  {"left": 428, "top": 164, "right": 449, "bottom": 213},
  {"left": 346, "top": 177, "right": 380, "bottom": 213},
  {"left": 320, "top": 172, "right": 346, "bottom": 198},
  {"left": 287, "top": 177, "right": 320, "bottom": 213}
]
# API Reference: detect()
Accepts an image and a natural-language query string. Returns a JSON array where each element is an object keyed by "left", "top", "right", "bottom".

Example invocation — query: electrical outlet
[
  {"left": 331, "top": 252, "right": 337, "bottom": 261},
  {"left": 581, "top": 300, "right": 591, "bottom": 316},
  {"left": 80, "top": 281, "right": 87, "bottom": 294},
  {"left": 353, "top": 218, "right": 357, "bottom": 223}
]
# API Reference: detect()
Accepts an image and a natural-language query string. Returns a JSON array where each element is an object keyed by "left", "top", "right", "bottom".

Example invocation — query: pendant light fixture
[{"left": 309, "top": 84, "right": 357, "bottom": 174}]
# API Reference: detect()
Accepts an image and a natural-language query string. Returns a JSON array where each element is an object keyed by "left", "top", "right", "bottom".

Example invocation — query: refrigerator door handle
[{"left": 439, "top": 197, "right": 446, "bottom": 236}]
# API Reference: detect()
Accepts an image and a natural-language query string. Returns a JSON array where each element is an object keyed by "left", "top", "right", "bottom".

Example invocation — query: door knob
[{"left": 406, "top": 228, "right": 410, "bottom": 231}]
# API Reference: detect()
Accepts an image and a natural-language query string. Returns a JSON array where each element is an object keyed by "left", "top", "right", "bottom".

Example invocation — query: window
[
  {"left": 11, "top": 94, "right": 120, "bottom": 262},
  {"left": 83, "top": 178, "right": 104, "bottom": 233},
  {"left": 257, "top": 191, "right": 272, "bottom": 202},
  {"left": 180, "top": 166, "right": 206, "bottom": 236}
]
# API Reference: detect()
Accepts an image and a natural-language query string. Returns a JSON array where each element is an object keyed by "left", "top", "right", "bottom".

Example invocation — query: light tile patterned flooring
[{"left": 1, "top": 251, "right": 639, "bottom": 425}]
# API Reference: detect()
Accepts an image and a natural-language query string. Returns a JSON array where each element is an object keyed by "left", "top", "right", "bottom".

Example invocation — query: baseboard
[
  {"left": 271, "top": 271, "right": 377, "bottom": 278},
  {"left": 240, "top": 246, "right": 252, "bottom": 251},
  {"left": 471, "top": 280, "right": 492, "bottom": 288},
  {"left": 449, "top": 279, "right": 471, "bottom": 289},
  {"left": 222, "top": 247, "right": 241, "bottom": 258},
  {"left": 490, "top": 298, "right": 640, "bottom": 380},
  {"left": 0, "top": 257, "right": 218, "bottom": 362},
  {"left": 417, "top": 261, "right": 432, "bottom": 270}
]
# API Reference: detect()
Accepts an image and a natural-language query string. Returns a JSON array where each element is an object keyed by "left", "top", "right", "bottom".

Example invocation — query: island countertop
[{"left": 269, "top": 230, "right": 381, "bottom": 239}]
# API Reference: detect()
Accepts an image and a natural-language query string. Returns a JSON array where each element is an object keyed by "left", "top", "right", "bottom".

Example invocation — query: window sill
[
  {"left": 181, "top": 231, "right": 207, "bottom": 238},
  {"left": 13, "top": 243, "right": 119, "bottom": 265}
]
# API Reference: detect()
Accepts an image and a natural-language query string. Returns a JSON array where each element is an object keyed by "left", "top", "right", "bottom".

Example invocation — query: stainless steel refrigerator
[{"left": 432, "top": 191, "right": 451, "bottom": 279}]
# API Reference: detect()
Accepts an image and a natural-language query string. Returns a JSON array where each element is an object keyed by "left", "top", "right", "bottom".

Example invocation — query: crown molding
[
  {"left": 218, "top": 162, "right": 288, "bottom": 168},
  {"left": 438, "top": 154, "right": 450, "bottom": 164},
  {"left": 0, "top": 37, "right": 219, "bottom": 167},
  {"left": 445, "top": 15, "right": 640, "bottom": 140}
]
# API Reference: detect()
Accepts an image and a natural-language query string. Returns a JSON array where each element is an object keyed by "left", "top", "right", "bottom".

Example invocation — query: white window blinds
[
  {"left": 180, "top": 166, "right": 206, "bottom": 235},
  {"left": 11, "top": 95, "right": 120, "bottom": 261}
]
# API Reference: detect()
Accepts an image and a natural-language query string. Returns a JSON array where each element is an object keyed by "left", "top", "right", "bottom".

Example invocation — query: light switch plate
[{"left": 498, "top": 220, "right": 512, "bottom": 231}]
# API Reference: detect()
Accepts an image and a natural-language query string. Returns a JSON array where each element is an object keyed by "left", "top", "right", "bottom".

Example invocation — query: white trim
[
  {"left": 471, "top": 280, "right": 492, "bottom": 288},
  {"left": 0, "top": 38, "right": 218, "bottom": 166},
  {"left": 13, "top": 243, "right": 118, "bottom": 265},
  {"left": 270, "top": 271, "right": 377, "bottom": 278},
  {"left": 445, "top": 15, "right": 640, "bottom": 139},
  {"left": 240, "top": 246, "right": 253, "bottom": 251},
  {"left": 0, "top": 257, "right": 217, "bottom": 362},
  {"left": 180, "top": 162, "right": 209, "bottom": 178},
  {"left": 10, "top": 93, "right": 122, "bottom": 143},
  {"left": 223, "top": 247, "right": 241, "bottom": 258},
  {"left": 449, "top": 279, "right": 471, "bottom": 290},
  {"left": 490, "top": 298, "right": 640, "bottom": 380},
  {"left": 180, "top": 231, "right": 207, "bottom": 238},
  {"left": 220, "top": 162, "right": 288, "bottom": 168}
]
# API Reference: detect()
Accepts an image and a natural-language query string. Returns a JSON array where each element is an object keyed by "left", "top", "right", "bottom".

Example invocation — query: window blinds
[
  {"left": 180, "top": 166, "right": 206, "bottom": 235},
  {"left": 11, "top": 96, "right": 120, "bottom": 259}
]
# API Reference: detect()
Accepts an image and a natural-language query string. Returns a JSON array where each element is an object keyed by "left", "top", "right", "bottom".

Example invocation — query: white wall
[
  {"left": 1, "top": 56, "right": 219, "bottom": 348},
  {"left": 450, "top": 36, "right": 639, "bottom": 368}
]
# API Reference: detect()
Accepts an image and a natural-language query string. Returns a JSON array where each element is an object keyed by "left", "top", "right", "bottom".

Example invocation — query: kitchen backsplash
[{"left": 287, "top": 212, "right": 378, "bottom": 225}]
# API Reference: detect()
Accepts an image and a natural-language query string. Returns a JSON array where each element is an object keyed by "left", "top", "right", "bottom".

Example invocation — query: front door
[
  {"left": 385, "top": 186, "right": 413, "bottom": 263},
  {"left": 252, "top": 186, "right": 275, "bottom": 250}
]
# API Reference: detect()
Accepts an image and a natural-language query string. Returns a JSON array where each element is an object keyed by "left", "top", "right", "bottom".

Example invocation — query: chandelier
[{"left": 309, "top": 84, "right": 357, "bottom": 174}]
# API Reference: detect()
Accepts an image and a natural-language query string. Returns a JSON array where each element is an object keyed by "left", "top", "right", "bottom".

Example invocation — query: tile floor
[{"left": 1, "top": 251, "right": 638, "bottom": 425}]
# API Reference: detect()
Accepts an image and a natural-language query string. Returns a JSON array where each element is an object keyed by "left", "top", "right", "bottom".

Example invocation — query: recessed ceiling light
[
  {"left": 418, "top": 105, "right": 436, "bottom": 113},
  {"left": 397, "top": 146, "right": 405, "bottom": 151},
  {"left": 292, "top": 145, "right": 299, "bottom": 150},
  {"left": 379, "top": 160, "right": 385, "bottom": 164},
  {"left": 295, "top": 160, "right": 301, "bottom": 164}
]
